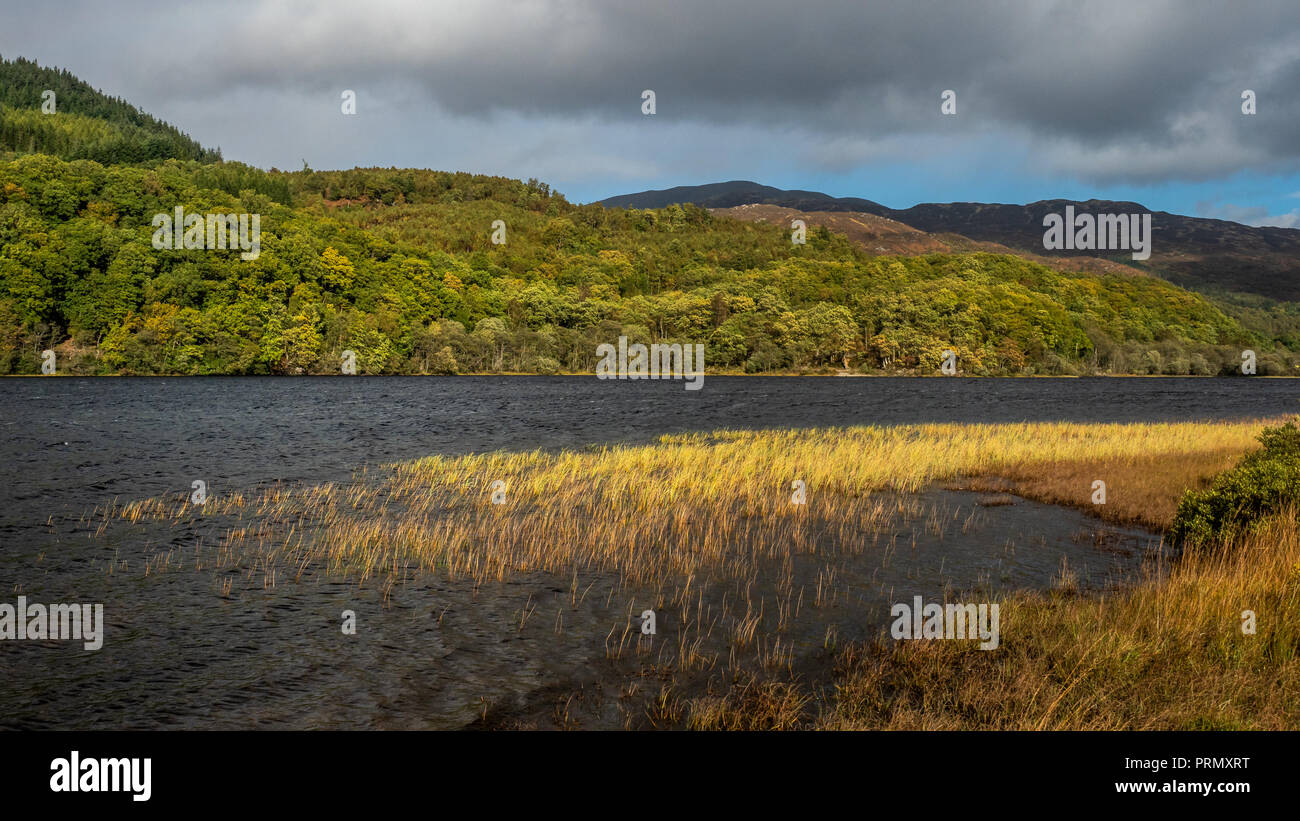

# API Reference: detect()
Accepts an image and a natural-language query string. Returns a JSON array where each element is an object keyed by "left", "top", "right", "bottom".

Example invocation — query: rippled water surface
[{"left": 0, "top": 376, "right": 1292, "bottom": 728}]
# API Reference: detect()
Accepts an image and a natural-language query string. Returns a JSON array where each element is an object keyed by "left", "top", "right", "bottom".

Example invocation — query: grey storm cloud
[{"left": 4, "top": 0, "right": 1300, "bottom": 184}]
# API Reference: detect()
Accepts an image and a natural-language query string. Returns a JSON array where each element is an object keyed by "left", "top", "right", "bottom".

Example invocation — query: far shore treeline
[{"left": 3, "top": 56, "right": 1300, "bottom": 377}]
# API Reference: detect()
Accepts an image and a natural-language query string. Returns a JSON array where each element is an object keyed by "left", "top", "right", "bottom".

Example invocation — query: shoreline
[
  {"left": 2, "top": 372, "right": 1294, "bottom": 379},
  {"left": 49, "top": 417, "right": 1293, "bottom": 729},
  {"left": 6, "top": 416, "right": 1294, "bottom": 730}
]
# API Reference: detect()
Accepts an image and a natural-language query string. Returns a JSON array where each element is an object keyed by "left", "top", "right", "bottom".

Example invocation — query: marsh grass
[
  {"left": 90, "top": 416, "right": 1296, "bottom": 729},
  {"left": 104, "top": 418, "right": 1269, "bottom": 583},
  {"left": 807, "top": 515, "right": 1300, "bottom": 729}
]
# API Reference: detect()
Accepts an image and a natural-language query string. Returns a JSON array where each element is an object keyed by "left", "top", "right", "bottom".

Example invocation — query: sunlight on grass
[{"left": 98, "top": 416, "right": 1298, "bottom": 729}]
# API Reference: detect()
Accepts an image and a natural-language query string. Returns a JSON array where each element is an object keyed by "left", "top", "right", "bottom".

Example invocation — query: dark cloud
[{"left": 4, "top": 0, "right": 1299, "bottom": 185}]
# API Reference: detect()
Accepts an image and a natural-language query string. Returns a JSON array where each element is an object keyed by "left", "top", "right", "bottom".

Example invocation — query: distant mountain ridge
[
  {"left": 599, "top": 180, "right": 888, "bottom": 213},
  {"left": 599, "top": 182, "right": 1300, "bottom": 301},
  {"left": 709, "top": 204, "right": 1152, "bottom": 279}
]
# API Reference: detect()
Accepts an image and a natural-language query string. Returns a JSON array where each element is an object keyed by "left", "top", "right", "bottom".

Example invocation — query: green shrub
[{"left": 1169, "top": 420, "right": 1300, "bottom": 546}]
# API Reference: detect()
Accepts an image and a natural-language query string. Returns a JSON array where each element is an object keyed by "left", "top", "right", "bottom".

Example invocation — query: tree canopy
[{"left": 2, "top": 154, "right": 1292, "bottom": 377}]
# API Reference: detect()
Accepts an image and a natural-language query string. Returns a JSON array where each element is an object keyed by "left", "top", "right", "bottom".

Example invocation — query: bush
[
  {"left": 529, "top": 355, "right": 561, "bottom": 375},
  {"left": 428, "top": 345, "right": 458, "bottom": 374},
  {"left": 1169, "top": 420, "right": 1300, "bottom": 546}
]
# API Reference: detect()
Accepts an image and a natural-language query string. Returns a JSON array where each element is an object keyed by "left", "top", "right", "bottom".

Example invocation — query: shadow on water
[
  {"left": 2, "top": 375, "right": 1260, "bottom": 727},
  {"left": 0, "top": 480, "right": 1162, "bottom": 730}
]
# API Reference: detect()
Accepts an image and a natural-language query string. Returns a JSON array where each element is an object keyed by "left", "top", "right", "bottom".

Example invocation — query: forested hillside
[
  {"left": 0, "top": 59, "right": 1297, "bottom": 376},
  {"left": 605, "top": 180, "right": 1300, "bottom": 303},
  {"left": 0, "top": 55, "right": 218, "bottom": 164},
  {"left": 2, "top": 154, "right": 1293, "bottom": 376}
]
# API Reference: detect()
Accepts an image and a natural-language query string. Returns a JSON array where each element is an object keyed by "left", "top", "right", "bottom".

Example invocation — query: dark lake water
[
  {"left": 0, "top": 376, "right": 1294, "bottom": 728},
  {"left": 3, "top": 375, "right": 1295, "bottom": 526}
]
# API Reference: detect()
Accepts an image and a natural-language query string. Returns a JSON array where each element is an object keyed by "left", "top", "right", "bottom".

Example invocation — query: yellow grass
[
  {"left": 697, "top": 516, "right": 1300, "bottom": 730},
  {"left": 96, "top": 416, "right": 1297, "bottom": 729},
  {"left": 107, "top": 418, "right": 1272, "bottom": 586}
]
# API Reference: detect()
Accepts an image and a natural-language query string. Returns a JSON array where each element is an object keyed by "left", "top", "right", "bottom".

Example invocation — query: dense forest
[
  {"left": 0, "top": 56, "right": 218, "bottom": 164},
  {"left": 1, "top": 57, "right": 1298, "bottom": 377}
]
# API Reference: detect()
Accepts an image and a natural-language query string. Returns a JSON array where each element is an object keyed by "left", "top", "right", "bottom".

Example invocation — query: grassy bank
[
  {"left": 687, "top": 515, "right": 1300, "bottom": 729},
  {"left": 102, "top": 416, "right": 1298, "bottom": 728}
]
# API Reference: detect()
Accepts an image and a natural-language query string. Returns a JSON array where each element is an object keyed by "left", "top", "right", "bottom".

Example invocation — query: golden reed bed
[
  {"left": 108, "top": 418, "right": 1267, "bottom": 583},
  {"left": 96, "top": 417, "right": 1298, "bottom": 729}
]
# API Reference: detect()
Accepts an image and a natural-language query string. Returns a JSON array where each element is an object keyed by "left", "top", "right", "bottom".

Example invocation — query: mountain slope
[
  {"left": 602, "top": 182, "right": 1300, "bottom": 301},
  {"left": 893, "top": 199, "right": 1300, "bottom": 301},
  {"left": 710, "top": 204, "right": 1152, "bottom": 278},
  {"left": 3, "top": 154, "right": 1289, "bottom": 377},
  {"left": 600, "top": 180, "right": 887, "bottom": 213},
  {"left": 0, "top": 55, "right": 218, "bottom": 163},
  {"left": 1, "top": 63, "right": 1297, "bottom": 377}
]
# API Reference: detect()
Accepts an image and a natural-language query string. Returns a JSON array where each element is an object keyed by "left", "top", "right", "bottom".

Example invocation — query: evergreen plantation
[
  {"left": 1, "top": 56, "right": 1298, "bottom": 377},
  {"left": 0, "top": 56, "right": 217, "bottom": 165}
]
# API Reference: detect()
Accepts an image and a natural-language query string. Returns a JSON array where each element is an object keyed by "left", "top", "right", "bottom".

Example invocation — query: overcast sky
[{"left": 4, "top": 0, "right": 1300, "bottom": 224}]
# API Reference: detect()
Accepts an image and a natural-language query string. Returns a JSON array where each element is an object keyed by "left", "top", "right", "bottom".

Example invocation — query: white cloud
[{"left": 1195, "top": 200, "right": 1300, "bottom": 228}]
